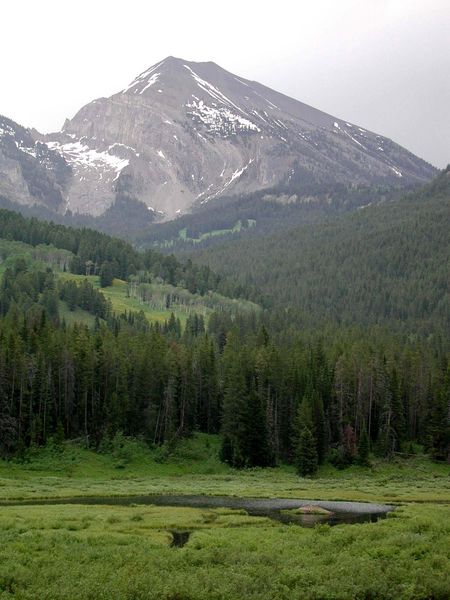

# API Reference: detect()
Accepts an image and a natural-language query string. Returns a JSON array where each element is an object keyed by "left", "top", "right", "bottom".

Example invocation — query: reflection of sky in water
[{"left": 2, "top": 494, "right": 390, "bottom": 530}]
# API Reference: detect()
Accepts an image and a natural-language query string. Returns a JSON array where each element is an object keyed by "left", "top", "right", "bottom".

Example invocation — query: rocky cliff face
[
  {"left": 0, "top": 115, "right": 71, "bottom": 210},
  {"left": 3, "top": 57, "right": 437, "bottom": 219}
]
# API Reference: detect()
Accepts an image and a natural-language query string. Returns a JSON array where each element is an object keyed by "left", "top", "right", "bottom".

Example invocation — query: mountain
[
  {"left": 189, "top": 168, "right": 450, "bottom": 335},
  {"left": 36, "top": 56, "right": 435, "bottom": 219},
  {"left": 0, "top": 114, "right": 71, "bottom": 211}
]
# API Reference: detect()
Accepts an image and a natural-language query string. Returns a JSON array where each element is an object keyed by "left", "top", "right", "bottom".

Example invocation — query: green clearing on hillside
[
  {"left": 155, "top": 219, "right": 257, "bottom": 248},
  {"left": 58, "top": 272, "right": 259, "bottom": 325},
  {"left": 0, "top": 236, "right": 259, "bottom": 327},
  {"left": 58, "top": 272, "right": 185, "bottom": 325},
  {"left": 58, "top": 300, "right": 99, "bottom": 328},
  {"left": 0, "top": 239, "right": 183, "bottom": 325},
  {"left": 0, "top": 239, "right": 72, "bottom": 276}
]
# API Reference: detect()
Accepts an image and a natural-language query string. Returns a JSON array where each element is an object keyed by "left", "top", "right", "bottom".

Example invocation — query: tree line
[{"left": 0, "top": 260, "right": 448, "bottom": 469}]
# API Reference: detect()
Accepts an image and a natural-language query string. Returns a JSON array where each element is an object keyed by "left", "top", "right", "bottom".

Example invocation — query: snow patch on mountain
[
  {"left": 0, "top": 124, "right": 15, "bottom": 138},
  {"left": 1, "top": 123, "right": 35, "bottom": 155},
  {"left": 201, "top": 158, "right": 254, "bottom": 203},
  {"left": 122, "top": 59, "right": 164, "bottom": 94},
  {"left": 46, "top": 141, "right": 129, "bottom": 179},
  {"left": 251, "top": 89, "right": 279, "bottom": 110},
  {"left": 139, "top": 72, "right": 160, "bottom": 94},
  {"left": 390, "top": 166, "right": 403, "bottom": 177},
  {"left": 184, "top": 65, "right": 245, "bottom": 114},
  {"left": 186, "top": 100, "right": 260, "bottom": 137}
]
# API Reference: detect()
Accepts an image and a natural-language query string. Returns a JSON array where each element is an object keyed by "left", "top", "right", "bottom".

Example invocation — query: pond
[{"left": 1, "top": 494, "right": 393, "bottom": 528}]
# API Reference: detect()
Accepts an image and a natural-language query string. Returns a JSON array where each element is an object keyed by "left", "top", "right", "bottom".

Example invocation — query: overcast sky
[{"left": 1, "top": 0, "right": 449, "bottom": 167}]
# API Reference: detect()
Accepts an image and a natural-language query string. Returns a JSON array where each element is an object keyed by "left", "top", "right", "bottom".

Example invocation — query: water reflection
[{"left": 1, "top": 494, "right": 390, "bottom": 529}]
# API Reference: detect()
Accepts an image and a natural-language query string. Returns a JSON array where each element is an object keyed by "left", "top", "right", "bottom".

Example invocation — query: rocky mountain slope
[
  {"left": 0, "top": 115, "right": 71, "bottom": 210},
  {"left": 2, "top": 57, "right": 437, "bottom": 219}
]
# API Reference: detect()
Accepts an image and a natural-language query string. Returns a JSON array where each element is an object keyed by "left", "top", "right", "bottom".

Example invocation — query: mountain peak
[
  {"left": 120, "top": 56, "right": 226, "bottom": 96},
  {"left": 31, "top": 57, "right": 436, "bottom": 218},
  {"left": 161, "top": 56, "right": 219, "bottom": 67}
]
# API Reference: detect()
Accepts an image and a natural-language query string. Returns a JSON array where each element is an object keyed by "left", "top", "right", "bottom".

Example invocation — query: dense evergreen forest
[
  {"left": 137, "top": 182, "right": 412, "bottom": 251},
  {"left": 0, "top": 174, "right": 448, "bottom": 469},
  {"left": 191, "top": 168, "right": 450, "bottom": 337}
]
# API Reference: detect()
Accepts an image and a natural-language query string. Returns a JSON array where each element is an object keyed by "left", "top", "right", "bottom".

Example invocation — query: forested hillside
[
  {"left": 0, "top": 184, "right": 450, "bottom": 468},
  {"left": 0, "top": 208, "right": 250, "bottom": 301},
  {"left": 191, "top": 168, "right": 450, "bottom": 336},
  {"left": 0, "top": 260, "right": 448, "bottom": 467},
  {"left": 137, "top": 182, "right": 412, "bottom": 251}
]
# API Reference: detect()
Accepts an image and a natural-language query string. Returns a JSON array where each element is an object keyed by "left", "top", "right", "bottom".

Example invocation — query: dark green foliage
[
  {"left": 0, "top": 207, "right": 244, "bottom": 300},
  {"left": 357, "top": 428, "right": 371, "bottom": 466},
  {"left": 220, "top": 335, "right": 273, "bottom": 468},
  {"left": 0, "top": 260, "right": 447, "bottom": 465},
  {"left": 427, "top": 366, "right": 450, "bottom": 461},
  {"left": 342, "top": 424, "right": 357, "bottom": 464},
  {"left": 296, "top": 427, "right": 318, "bottom": 476},
  {"left": 99, "top": 262, "right": 114, "bottom": 287},
  {"left": 0, "top": 190, "right": 448, "bottom": 471},
  {"left": 59, "top": 279, "right": 111, "bottom": 319},
  {"left": 191, "top": 169, "right": 450, "bottom": 335},
  {"left": 294, "top": 397, "right": 319, "bottom": 477}
]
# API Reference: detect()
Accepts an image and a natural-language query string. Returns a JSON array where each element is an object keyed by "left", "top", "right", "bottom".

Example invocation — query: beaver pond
[{"left": 1, "top": 494, "right": 393, "bottom": 529}]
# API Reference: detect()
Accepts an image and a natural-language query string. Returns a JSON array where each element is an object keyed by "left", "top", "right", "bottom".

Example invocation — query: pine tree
[
  {"left": 356, "top": 427, "right": 370, "bottom": 466},
  {"left": 219, "top": 336, "right": 249, "bottom": 467},
  {"left": 343, "top": 424, "right": 357, "bottom": 464},
  {"left": 296, "top": 426, "right": 318, "bottom": 477},
  {"left": 243, "top": 388, "right": 273, "bottom": 467},
  {"left": 99, "top": 262, "right": 114, "bottom": 288},
  {"left": 294, "top": 397, "right": 318, "bottom": 477},
  {"left": 427, "top": 367, "right": 450, "bottom": 461}
]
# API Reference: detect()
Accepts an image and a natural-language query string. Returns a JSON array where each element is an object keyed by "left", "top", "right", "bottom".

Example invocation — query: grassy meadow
[
  {"left": 58, "top": 273, "right": 190, "bottom": 326},
  {"left": 0, "top": 435, "right": 449, "bottom": 598},
  {"left": 0, "top": 502, "right": 448, "bottom": 599},
  {"left": 57, "top": 272, "right": 259, "bottom": 326},
  {"left": 0, "top": 434, "right": 448, "bottom": 503}
]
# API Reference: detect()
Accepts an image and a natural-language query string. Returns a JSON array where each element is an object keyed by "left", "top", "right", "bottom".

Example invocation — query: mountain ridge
[{"left": 1, "top": 57, "right": 437, "bottom": 220}]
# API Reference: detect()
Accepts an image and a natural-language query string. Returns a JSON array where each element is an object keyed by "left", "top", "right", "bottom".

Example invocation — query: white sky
[{"left": 1, "top": 0, "right": 449, "bottom": 167}]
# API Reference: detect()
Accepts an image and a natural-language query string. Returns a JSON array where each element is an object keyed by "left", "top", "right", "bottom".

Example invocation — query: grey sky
[{"left": 1, "top": 0, "right": 449, "bottom": 167}]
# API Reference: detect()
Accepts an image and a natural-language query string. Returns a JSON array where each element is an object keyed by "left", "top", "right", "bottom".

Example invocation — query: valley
[
  {"left": 0, "top": 17, "right": 448, "bottom": 598},
  {"left": 0, "top": 184, "right": 447, "bottom": 598}
]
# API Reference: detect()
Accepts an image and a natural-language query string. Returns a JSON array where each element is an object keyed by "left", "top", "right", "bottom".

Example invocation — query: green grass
[
  {"left": 57, "top": 273, "right": 260, "bottom": 327},
  {"left": 58, "top": 301, "right": 99, "bottom": 328},
  {"left": 58, "top": 273, "right": 189, "bottom": 326},
  {"left": 156, "top": 219, "right": 257, "bottom": 249},
  {"left": 0, "top": 502, "right": 448, "bottom": 599},
  {"left": 178, "top": 219, "right": 257, "bottom": 244},
  {"left": 0, "top": 435, "right": 448, "bottom": 598},
  {"left": 0, "top": 434, "right": 448, "bottom": 504},
  {"left": 0, "top": 239, "right": 73, "bottom": 273}
]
